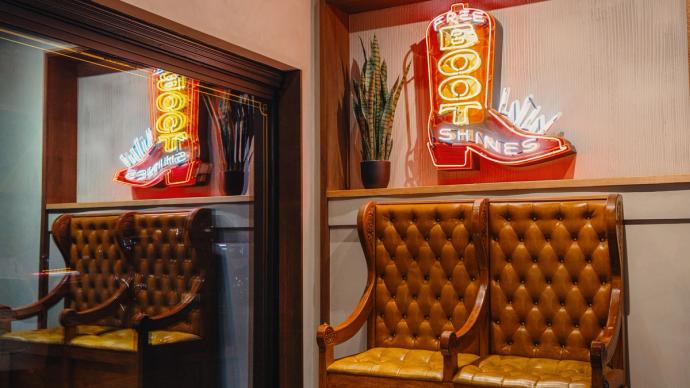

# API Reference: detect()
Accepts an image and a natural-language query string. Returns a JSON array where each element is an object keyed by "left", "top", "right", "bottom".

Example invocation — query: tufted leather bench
[
  {"left": 319, "top": 196, "right": 629, "bottom": 388},
  {"left": 0, "top": 209, "right": 217, "bottom": 388},
  {"left": 60, "top": 208, "right": 217, "bottom": 388},
  {"left": 318, "top": 199, "right": 490, "bottom": 387},
  {"left": 453, "top": 196, "right": 628, "bottom": 388},
  {"left": 0, "top": 214, "right": 130, "bottom": 387}
]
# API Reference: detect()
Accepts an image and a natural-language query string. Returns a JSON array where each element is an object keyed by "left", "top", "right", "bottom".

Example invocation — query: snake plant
[
  {"left": 352, "top": 35, "right": 410, "bottom": 161},
  {"left": 203, "top": 92, "right": 255, "bottom": 172}
]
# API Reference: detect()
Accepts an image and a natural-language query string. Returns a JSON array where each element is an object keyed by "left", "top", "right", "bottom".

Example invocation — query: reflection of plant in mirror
[
  {"left": 352, "top": 35, "right": 410, "bottom": 161},
  {"left": 204, "top": 93, "right": 255, "bottom": 172}
]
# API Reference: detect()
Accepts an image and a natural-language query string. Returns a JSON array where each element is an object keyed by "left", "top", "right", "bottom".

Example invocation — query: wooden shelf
[
  {"left": 46, "top": 195, "right": 254, "bottom": 212},
  {"left": 327, "top": 0, "right": 548, "bottom": 14},
  {"left": 327, "top": 174, "right": 690, "bottom": 199}
]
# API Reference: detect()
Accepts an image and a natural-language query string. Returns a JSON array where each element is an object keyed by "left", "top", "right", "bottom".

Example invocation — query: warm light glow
[
  {"left": 114, "top": 69, "right": 201, "bottom": 187},
  {"left": 426, "top": 3, "right": 575, "bottom": 170}
]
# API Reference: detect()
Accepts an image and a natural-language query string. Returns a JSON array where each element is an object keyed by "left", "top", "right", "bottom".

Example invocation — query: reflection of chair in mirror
[
  {"left": 0, "top": 214, "right": 130, "bottom": 388},
  {"left": 453, "top": 196, "right": 628, "bottom": 388},
  {"left": 61, "top": 209, "right": 217, "bottom": 388},
  {"left": 318, "top": 199, "right": 490, "bottom": 387}
]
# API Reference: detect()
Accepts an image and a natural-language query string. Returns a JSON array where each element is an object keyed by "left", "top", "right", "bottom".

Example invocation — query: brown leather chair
[
  {"left": 0, "top": 214, "right": 130, "bottom": 387},
  {"left": 318, "top": 199, "right": 490, "bottom": 387},
  {"left": 60, "top": 208, "right": 217, "bottom": 388},
  {"left": 453, "top": 195, "right": 628, "bottom": 388}
]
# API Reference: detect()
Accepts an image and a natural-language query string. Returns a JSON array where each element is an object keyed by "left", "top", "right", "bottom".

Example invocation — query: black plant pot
[
  {"left": 224, "top": 170, "right": 245, "bottom": 195},
  {"left": 360, "top": 160, "right": 391, "bottom": 189}
]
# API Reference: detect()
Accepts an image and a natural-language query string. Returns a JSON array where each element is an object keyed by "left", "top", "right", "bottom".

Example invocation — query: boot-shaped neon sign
[
  {"left": 115, "top": 69, "right": 201, "bottom": 187},
  {"left": 426, "top": 3, "right": 574, "bottom": 170}
]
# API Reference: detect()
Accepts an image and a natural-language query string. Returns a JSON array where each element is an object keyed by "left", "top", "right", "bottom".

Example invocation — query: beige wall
[
  {"left": 113, "top": 0, "right": 320, "bottom": 386},
  {"left": 329, "top": 189, "right": 690, "bottom": 387}
]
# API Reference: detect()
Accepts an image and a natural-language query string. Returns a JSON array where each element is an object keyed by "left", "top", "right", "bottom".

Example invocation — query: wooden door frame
[{"left": 0, "top": 1, "right": 302, "bottom": 386}]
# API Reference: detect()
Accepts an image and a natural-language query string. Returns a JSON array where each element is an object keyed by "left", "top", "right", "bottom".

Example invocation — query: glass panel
[
  {"left": 0, "top": 24, "right": 266, "bottom": 388},
  {"left": 0, "top": 26, "right": 45, "bottom": 332}
]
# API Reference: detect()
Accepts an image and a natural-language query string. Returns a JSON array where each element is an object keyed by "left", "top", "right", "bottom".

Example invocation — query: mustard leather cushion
[
  {"left": 0, "top": 325, "right": 112, "bottom": 344},
  {"left": 327, "top": 347, "right": 480, "bottom": 382},
  {"left": 69, "top": 329, "right": 199, "bottom": 351},
  {"left": 454, "top": 355, "right": 591, "bottom": 387}
]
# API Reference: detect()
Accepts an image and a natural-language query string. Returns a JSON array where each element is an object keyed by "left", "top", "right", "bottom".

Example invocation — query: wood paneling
[
  {"left": 320, "top": 1, "right": 352, "bottom": 324},
  {"left": 44, "top": 54, "right": 78, "bottom": 204},
  {"left": 327, "top": 174, "right": 690, "bottom": 199},
  {"left": 329, "top": 0, "right": 547, "bottom": 15},
  {"left": 45, "top": 195, "right": 253, "bottom": 211},
  {"left": 277, "top": 70, "right": 303, "bottom": 388}
]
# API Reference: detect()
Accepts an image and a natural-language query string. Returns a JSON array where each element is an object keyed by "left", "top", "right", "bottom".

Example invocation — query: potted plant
[
  {"left": 205, "top": 93, "right": 255, "bottom": 195},
  {"left": 352, "top": 35, "right": 409, "bottom": 189}
]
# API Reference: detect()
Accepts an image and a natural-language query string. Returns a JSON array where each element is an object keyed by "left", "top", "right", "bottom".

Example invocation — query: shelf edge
[
  {"left": 46, "top": 195, "right": 254, "bottom": 212},
  {"left": 327, "top": 174, "right": 690, "bottom": 199}
]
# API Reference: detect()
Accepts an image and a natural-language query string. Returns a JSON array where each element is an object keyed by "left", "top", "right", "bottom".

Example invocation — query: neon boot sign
[
  {"left": 426, "top": 3, "right": 575, "bottom": 170},
  {"left": 115, "top": 69, "right": 202, "bottom": 187}
]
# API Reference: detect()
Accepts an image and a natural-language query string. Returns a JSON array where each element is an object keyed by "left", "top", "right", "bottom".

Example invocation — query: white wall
[{"left": 329, "top": 188, "right": 690, "bottom": 387}]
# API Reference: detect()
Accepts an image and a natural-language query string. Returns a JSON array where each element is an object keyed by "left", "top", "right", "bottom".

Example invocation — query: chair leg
[
  {"left": 0, "top": 352, "right": 10, "bottom": 388},
  {"left": 61, "top": 351, "right": 72, "bottom": 388}
]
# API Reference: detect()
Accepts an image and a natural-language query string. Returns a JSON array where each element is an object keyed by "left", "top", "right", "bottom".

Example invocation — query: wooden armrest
[
  {"left": 440, "top": 283, "right": 487, "bottom": 355},
  {"left": 439, "top": 283, "right": 487, "bottom": 382},
  {"left": 0, "top": 305, "right": 12, "bottom": 333},
  {"left": 318, "top": 201, "right": 377, "bottom": 352},
  {"left": 60, "top": 280, "right": 130, "bottom": 328},
  {"left": 10, "top": 276, "right": 70, "bottom": 321},
  {"left": 317, "top": 277, "right": 374, "bottom": 351},
  {"left": 591, "top": 287, "right": 622, "bottom": 388},
  {"left": 132, "top": 278, "right": 203, "bottom": 333}
]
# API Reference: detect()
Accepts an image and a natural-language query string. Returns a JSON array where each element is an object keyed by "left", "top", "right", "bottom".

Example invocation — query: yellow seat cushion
[
  {"left": 454, "top": 355, "right": 591, "bottom": 387},
  {"left": 327, "top": 347, "right": 480, "bottom": 382},
  {"left": 69, "top": 329, "right": 200, "bottom": 351},
  {"left": 0, "top": 325, "right": 112, "bottom": 344}
]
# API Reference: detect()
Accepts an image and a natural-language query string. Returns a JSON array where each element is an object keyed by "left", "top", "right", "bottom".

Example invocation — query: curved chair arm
[
  {"left": 9, "top": 275, "right": 70, "bottom": 321},
  {"left": 439, "top": 283, "right": 487, "bottom": 382},
  {"left": 440, "top": 283, "right": 487, "bottom": 353},
  {"left": 318, "top": 201, "right": 377, "bottom": 355},
  {"left": 60, "top": 280, "right": 130, "bottom": 328},
  {"left": 132, "top": 278, "right": 203, "bottom": 334},
  {"left": 0, "top": 305, "right": 12, "bottom": 334},
  {"left": 317, "top": 277, "right": 374, "bottom": 351},
  {"left": 590, "top": 286, "right": 623, "bottom": 388}
]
